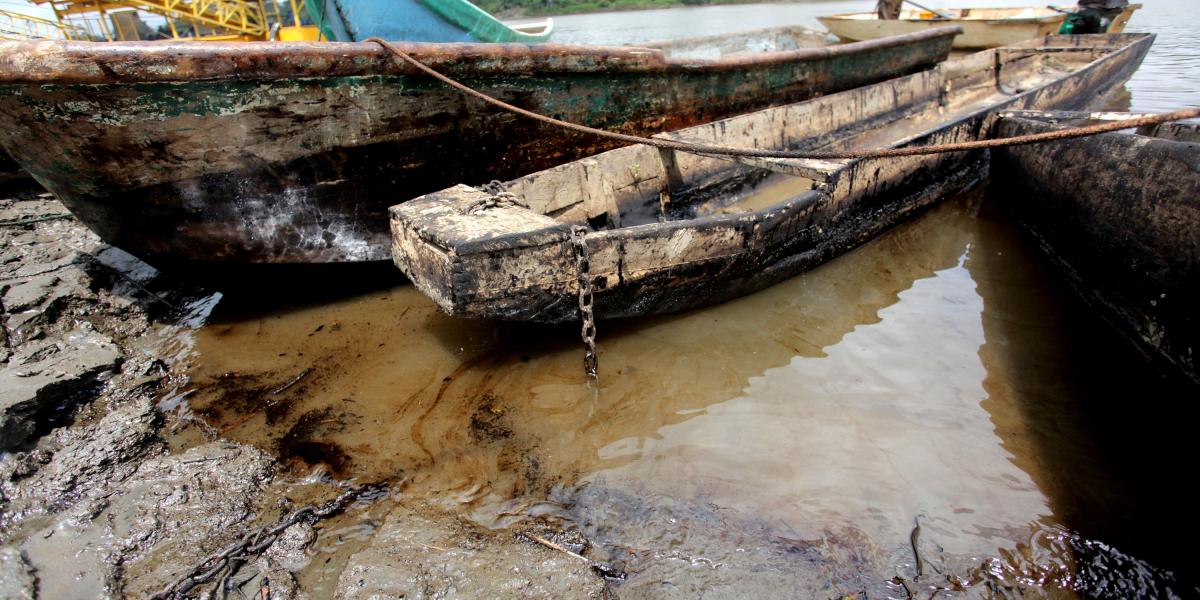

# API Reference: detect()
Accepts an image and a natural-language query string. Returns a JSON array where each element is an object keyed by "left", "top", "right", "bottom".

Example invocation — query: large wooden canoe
[
  {"left": 818, "top": 5, "right": 1141, "bottom": 49},
  {"left": 990, "top": 111, "right": 1199, "bottom": 386},
  {"left": 389, "top": 33, "right": 1153, "bottom": 322},
  {"left": 0, "top": 26, "right": 957, "bottom": 266}
]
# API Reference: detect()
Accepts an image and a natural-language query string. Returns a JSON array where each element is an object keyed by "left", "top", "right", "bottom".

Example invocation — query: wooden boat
[
  {"left": 0, "top": 26, "right": 959, "bottom": 266},
  {"left": 305, "top": 0, "right": 553, "bottom": 43},
  {"left": 818, "top": 5, "right": 1141, "bottom": 49},
  {"left": 990, "top": 111, "right": 1199, "bottom": 385},
  {"left": 389, "top": 33, "right": 1153, "bottom": 322}
]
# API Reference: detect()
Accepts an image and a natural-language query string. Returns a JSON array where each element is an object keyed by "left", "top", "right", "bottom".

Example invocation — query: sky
[{"left": 1, "top": 0, "right": 55, "bottom": 20}]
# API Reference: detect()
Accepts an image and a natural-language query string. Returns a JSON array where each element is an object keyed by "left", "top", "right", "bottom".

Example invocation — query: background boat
[
  {"left": 306, "top": 0, "right": 553, "bottom": 43},
  {"left": 0, "top": 26, "right": 958, "bottom": 265},
  {"left": 818, "top": 4, "right": 1141, "bottom": 49}
]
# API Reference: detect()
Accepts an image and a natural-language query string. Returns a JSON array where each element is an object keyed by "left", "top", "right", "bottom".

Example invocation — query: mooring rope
[{"left": 366, "top": 37, "right": 1200, "bottom": 160}]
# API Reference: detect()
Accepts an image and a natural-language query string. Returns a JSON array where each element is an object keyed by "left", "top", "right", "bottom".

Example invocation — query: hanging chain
[
  {"left": 464, "top": 180, "right": 529, "bottom": 215},
  {"left": 571, "top": 225, "right": 598, "bottom": 380}
]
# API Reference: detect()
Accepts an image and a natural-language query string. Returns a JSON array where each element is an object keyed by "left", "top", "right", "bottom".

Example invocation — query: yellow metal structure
[
  {"left": 13, "top": 0, "right": 318, "bottom": 41},
  {"left": 0, "top": 8, "right": 87, "bottom": 40},
  {"left": 34, "top": 0, "right": 272, "bottom": 40},
  {"left": 278, "top": 24, "right": 320, "bottom": 40},
  {"left": 276, "top": 0, "right": 322, "bottom": 40}
]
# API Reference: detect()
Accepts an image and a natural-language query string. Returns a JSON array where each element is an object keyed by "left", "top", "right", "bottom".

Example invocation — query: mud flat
[{"left": 0, "top": 193, "right": 610, "bottom": 599}]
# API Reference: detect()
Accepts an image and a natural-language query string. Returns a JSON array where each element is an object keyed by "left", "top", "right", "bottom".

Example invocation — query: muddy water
[{"left": 173, "top": 183, "right": 1198, "bottom": 596}]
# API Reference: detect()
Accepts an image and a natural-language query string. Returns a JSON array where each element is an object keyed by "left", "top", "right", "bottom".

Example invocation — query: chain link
[
  {"left": 571, "top": 225, "right": 598, "bottom": 380},
  {"left": 464, "top": 180, "right": 529, "bottom": 215}
]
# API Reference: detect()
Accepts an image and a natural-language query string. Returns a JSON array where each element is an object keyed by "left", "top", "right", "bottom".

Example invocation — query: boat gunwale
[
  {"left": 816, "top": 7, "right": 1067, "bottom": 25},
  {"left": 417, "top": 185, "right": 827, "bottom": 257},
  {"left": 0, "top": 26, "right": 961, "bottom": 84}
]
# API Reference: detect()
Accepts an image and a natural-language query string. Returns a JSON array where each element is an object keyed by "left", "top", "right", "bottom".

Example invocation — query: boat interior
[
  {"left": 842, "top": 7, "right": 1064, "bottom": 21},
  {"left": 642, "top": 25, "right": 834, "bottom": 59},
  {"left": 485, "top": 34, "right": 1137, "bottom": 233}
]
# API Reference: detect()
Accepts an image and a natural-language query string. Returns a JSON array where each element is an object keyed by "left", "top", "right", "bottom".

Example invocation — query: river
[{"left": 548, "top": 0, "right": 1200, "bottom": 113}]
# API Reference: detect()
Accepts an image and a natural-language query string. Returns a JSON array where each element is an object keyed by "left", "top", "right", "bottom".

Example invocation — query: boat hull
[
  {"left": 819, "top": 8, "right": 1064, "bottom": 49},
  {"left": 992, "top": 115, "right": 1200, "bottom": 385},
  {"left": 819, "top": 5, "right": 1142, "bottom": 49},
  {"left": 0, "top": 28, "right": 957, "bottom": 265},
  {"left": 389, "top": 34, "right": 1153, "bottom": 322}
]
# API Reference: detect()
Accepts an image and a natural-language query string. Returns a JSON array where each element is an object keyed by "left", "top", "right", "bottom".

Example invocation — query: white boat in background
[{"left": 818, "top": 5, "right": 1140, "bottom": 49}]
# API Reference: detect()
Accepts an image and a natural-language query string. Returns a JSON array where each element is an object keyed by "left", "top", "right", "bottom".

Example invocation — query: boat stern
[{"left": 389, "top": 185, "right": 574, "bottom": 319}]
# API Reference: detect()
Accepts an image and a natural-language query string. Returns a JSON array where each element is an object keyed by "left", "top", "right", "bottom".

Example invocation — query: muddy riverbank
[
  {"left": 2, "top": 180, "right": 1197, "bottom": 598},
  {"left": 0, "top": 191, "right": 614, "bottom": 598}
]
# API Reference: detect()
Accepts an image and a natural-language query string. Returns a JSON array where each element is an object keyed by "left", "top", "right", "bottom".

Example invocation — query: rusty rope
[{"left": 366, "top": 37, "right": 1199, "bottom": 160}]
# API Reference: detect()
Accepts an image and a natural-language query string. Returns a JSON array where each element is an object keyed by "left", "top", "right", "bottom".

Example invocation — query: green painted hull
[{"left": 0, "top": 28, "right": 958, "bottom": 264}]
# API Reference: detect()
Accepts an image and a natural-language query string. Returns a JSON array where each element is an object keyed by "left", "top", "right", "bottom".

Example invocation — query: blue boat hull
[{"left": 310, "top": 0, "right": 552, "bottom": 43}]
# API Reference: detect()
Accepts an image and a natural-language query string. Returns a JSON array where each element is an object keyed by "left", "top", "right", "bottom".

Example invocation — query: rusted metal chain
[
  {"left": 570, "top": 225, "right": 599, "bottom": 380},
  {"left": 366, "top": 37, "right": 1200, "bottom": 160},
  {"left": 466, "top": 180, "right": 530, "bottom": 214},
  {"left": 150, "top": 483, "right": 385, "bottom": 600}
]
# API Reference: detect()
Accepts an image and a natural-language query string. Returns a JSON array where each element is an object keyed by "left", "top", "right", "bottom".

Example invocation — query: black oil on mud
[{"left": 168, "top": 183, "right": 1200, "bottom": 597}]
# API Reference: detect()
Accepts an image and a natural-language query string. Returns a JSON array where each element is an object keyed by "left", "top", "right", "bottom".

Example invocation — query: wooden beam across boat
[
  {"left": 990, "top": 111, "right": 1199, "bottom": 386},
  {"left": 389, "top": 33, "right": 1154, "bottom": 323}
]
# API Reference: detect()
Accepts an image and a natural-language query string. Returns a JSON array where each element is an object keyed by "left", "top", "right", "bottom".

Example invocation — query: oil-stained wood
[
  {"left": 0, "top": 26, "right": 959, "bottom": 265},
  {"left": 992, "top": 114, "right": 1199, "bottom": 386},
  {"left": 390, "top": 33, "right": 1154, "bottom": 323}
]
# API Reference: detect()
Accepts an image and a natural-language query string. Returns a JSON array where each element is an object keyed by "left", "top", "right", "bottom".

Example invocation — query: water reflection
[
  {"left": 182, "top": 189, "right": 975, "bottom": 488},
  {"left": 178, "top": 186, "right": 1197, "bottom": 595},
  {"left": 974, "top": 192, "right": 1200, "bottom": 590}
]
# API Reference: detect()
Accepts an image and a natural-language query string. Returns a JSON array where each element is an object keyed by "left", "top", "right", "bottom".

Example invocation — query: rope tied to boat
[{"left": 366, "top": 37, "right": 1200, "bottom": 161}]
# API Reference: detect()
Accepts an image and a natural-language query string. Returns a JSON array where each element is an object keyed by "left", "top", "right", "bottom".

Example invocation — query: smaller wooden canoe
[
  {"left": 990, "top": 111, "right": 1199, "bottom": 386},
  {"left": 818, "top": 5, "right": 1141, "bottom": 49},
  {"left": 389, "top": 33, "right": 1153, "bottom": 323}
]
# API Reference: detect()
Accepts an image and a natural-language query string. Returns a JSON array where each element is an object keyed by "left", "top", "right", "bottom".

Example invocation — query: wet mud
[{"left": 2, "top": 180, "right": 1199, "bottom": 598}]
